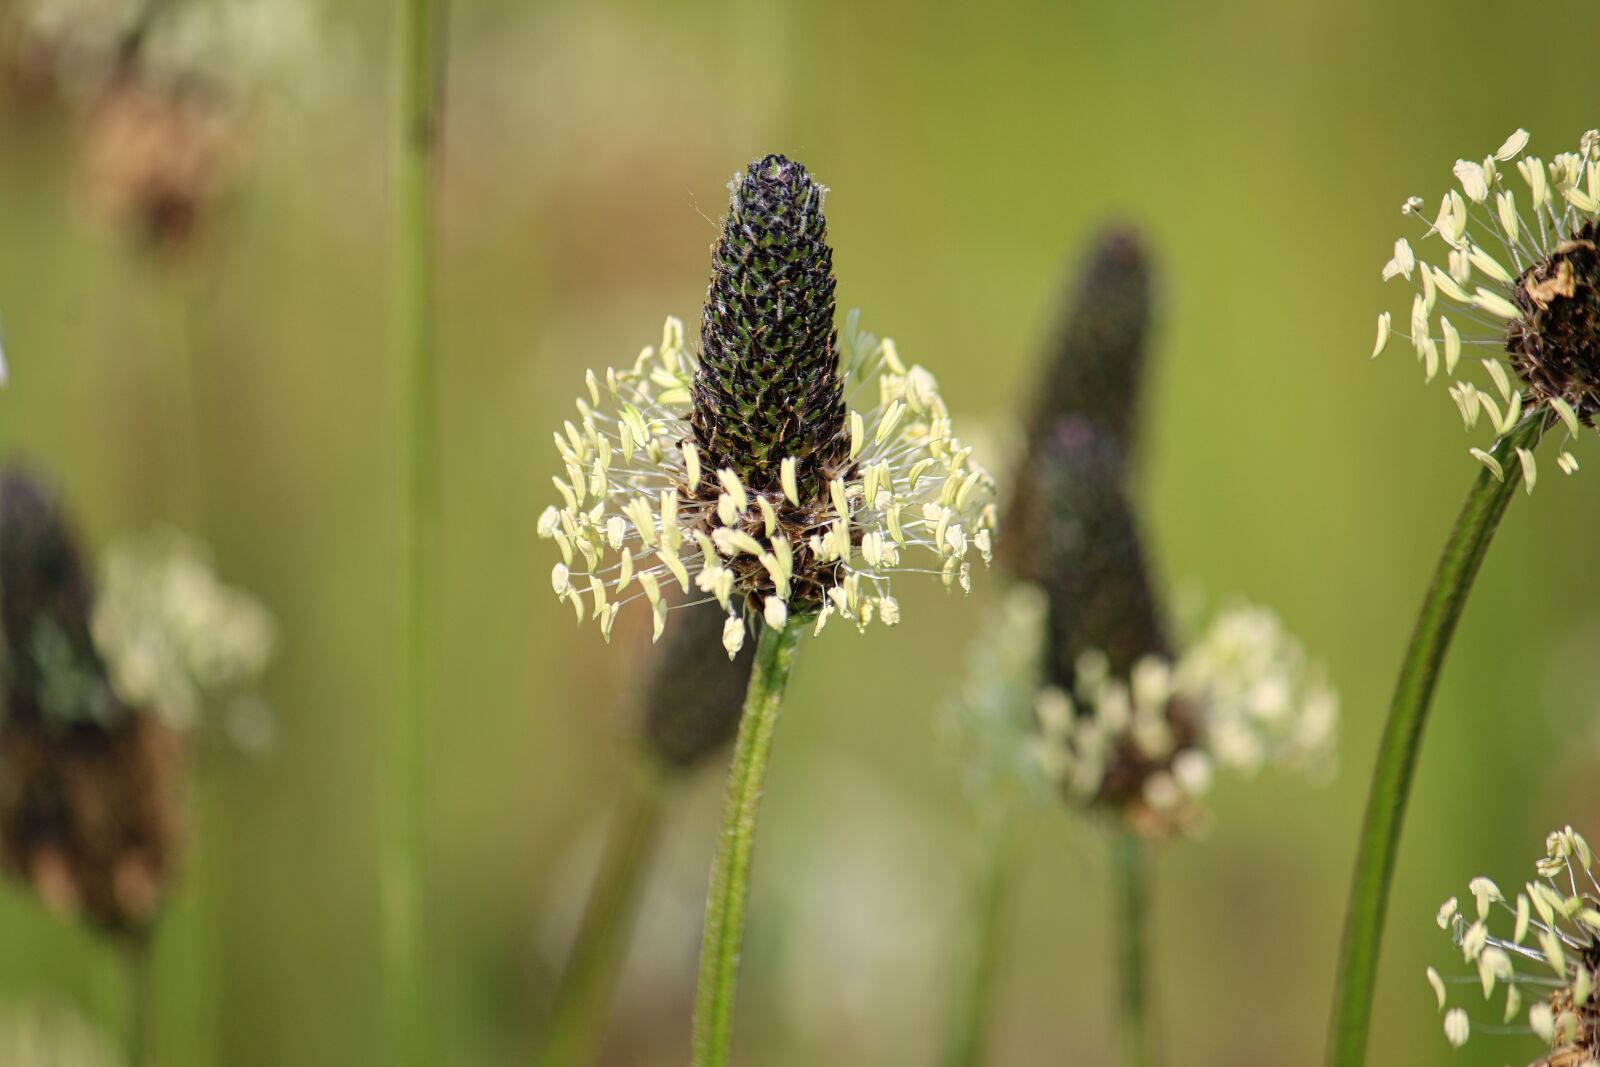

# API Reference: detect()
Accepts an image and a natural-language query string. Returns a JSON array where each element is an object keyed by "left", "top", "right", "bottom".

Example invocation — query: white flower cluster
[
  {"left": 1032, "top": 601, "right": 1336, "bottom": 832},
  {"left": 1430, "top": 826, "right": 1600, "bottom": 1064},
  {"left": 1373, "top": 127, "right": 1600, "bottom": 490},
  {"left": 91, "top": 528, "right": 275, "bottom": 732},
  {"left": 539, "top": 315, "right": 997, "bottom": 657}
]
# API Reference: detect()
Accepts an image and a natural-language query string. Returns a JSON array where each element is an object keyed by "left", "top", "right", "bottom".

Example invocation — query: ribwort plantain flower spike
[
  {"left": 1428, "top": 826, "right": 1600, "bottom": 1066},
  {"left": 538, "top": 155, "right": 997, "bottom": 657},
  {"left": 1019, "top": 418, "right": 1335, "bottom": 835},
  {"left": 1007, "top": 231, "right": 1334, "bottom": 837},
  {"left": 1374, "top": 128, "right": 1600, "bottom": 488}
]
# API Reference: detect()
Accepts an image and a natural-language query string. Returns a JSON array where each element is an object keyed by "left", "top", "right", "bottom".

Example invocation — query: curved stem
[
  {"left": 940, "top": 811, "right": 1018, "bottom": 1067},
  {"left": 535, "top": 757, "right": 669, "bottom": 1067},
  {"left": 388, "top": 0, "right": 444, "bottom": 1063},
  {"left": 1114, "top": 830, "right": 1152, "bottom": 1067},
  {"left": 690, "top": 623, "right": 802, "bottom": 1067},
  {"left": 1324, "top": 419, "right": 1541, "bottom": 1067}
]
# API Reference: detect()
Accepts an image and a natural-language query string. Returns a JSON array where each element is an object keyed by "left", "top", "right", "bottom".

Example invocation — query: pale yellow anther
[
  {"left": 1469, "top": 448, "right": 1504, "bottom": 481},
  {"left": 849, "top": 411, "right": 865, "bottom": 459},
  {"left": 763, "top": 597, "right": 788, "bottom": 631},
  {"left": 780, "top": 457, "right": 800, "bottom": 505},
  {"left": 1440, "top": 318, "right": 1461, "bottom": 374},
  {"left": 716, "top": 469, "right": 748, "bottom": 513},
  {"left": 875, "top": 401, "right": 907, "bottom": 445},
  {"left": 683, "top": 442, "right": 701, "bottom": 490},
  {"left": 829, "top": 477, "right": 849, "bottom": 519},
  {"left": 1496, "top": 129, "right": 1530, "bottom": 161},
  {"left": 757, "top": 496, "right": 778, "bottom": 537},
  {"left": 658, "top": 550, "right": 690, "bottom": 592},
  {"left": 1472, "top": 287, "right": 1522, "bottom": 320},
  {"left": 1373, "top": 312, "right": 1392, "bottom": 358},
  {"left": 1466, "top": 245, "right": 1511, "bottom": 285},
  {"left": 722, "top": 615, "right": 745, "bottom": 658},
  {"left": 659, "top": 490, "right": 681, "bottom": 552}
]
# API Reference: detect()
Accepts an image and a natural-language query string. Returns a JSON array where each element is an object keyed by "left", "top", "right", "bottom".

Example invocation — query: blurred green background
[{"left": 2, "top": 0, "right": 1599, "bottom": 1063}]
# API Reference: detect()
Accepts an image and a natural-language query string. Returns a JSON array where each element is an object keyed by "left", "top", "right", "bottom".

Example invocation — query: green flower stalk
[
  {"left": 538, "top": 153, "right": 997, "bottom": 1066},
  {"left": 1329, "top": 127, "right": 1600, "bottom": 1067},
  {"left": 1426, "top": 826, "right": 1600, "bottom": 1065}
]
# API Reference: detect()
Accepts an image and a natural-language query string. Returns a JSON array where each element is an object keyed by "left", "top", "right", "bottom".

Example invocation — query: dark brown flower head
[
  {"left": 1029, "top": 418, "right": 1169, "bottom": 692},
  {"left": 1509, "top": 221, "right": 1600, "bottom": 423},
  {"left": 640, "top": 602, "right": 757, "bottom": 769},
  {"left": 0, "top": 466, "right": 180, "bottom": 937},
  {"left": 692, "top": 154, "right": 848, "bottom": 500},
  {"left": 1026, "top": 226, "right": 1154, "bottom": 449},
  {"left": 1004, "top": 227, "right": 1155, "bottom": 581}
]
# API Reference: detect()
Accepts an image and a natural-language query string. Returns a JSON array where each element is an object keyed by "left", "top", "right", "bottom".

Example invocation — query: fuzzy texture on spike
[
  {"left": 1029, "top": 418, "right": 1172, "bottom": 689},
  {"left": 1509, "top": 222, "right": 1600, "bottom": 421},
  {"left": 1005, "top": 228, "right": 1154, "bottom": 581},
  {"left": 0, "top": 467, "right": 180, "bottom": 937},
  {"left": 641, "top": 602, "right": 757, "bottom": 768},
  {"left": 1027, "top": 227, "right": 1154, "bottom": 448},
  {"left": 692, "top": 154, "right": 848, "bottom": 499}
]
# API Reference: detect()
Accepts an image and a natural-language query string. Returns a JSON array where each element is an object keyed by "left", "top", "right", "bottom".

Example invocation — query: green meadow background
[{"left": 2, "top": 0, "right": 1599, "bottom": 1063}]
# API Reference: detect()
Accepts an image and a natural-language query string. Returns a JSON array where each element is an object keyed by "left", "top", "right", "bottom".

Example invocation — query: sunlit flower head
[
  {"left": 538, "top": 155, "right": 997, "bottom": 657},
  {"left": 1429, "top": 826, "right": 1600, "bottom": 1065},
  {"left": 1374, "top": 128, "right": 1600, "bottom": 490}
]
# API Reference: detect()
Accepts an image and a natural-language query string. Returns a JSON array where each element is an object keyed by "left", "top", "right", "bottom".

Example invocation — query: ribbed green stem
[
  {"left": 387, "top": 0, "right": 443, "bottom": 1063},
  {"left": 1324, "top": 419, "right": 1541, "bottom": 1067},
  {"left": 691, "top": 623, "right": 802, "bottom": 1067},
  {"left": 1114, "top": 831, "right": 1151, "bottom": 1067},
  {"left": 535, "top": 757, "right": 669, "bottom": 1067},
  {"left": 940, "top": 812, "right": 1018, "bottom": 1067}
]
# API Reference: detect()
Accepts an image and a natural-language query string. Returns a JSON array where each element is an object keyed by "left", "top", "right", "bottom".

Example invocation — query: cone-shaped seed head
[
  {"left": 641, "top": 601, "right": 757, "bottom": 768},
  {"left": 692, "top": 154, "right": 847, "bottom": 498},
  {"left": 1509, "top": 221, "right": 1600, "bottom": 421},
  {"left": 1026, "top": 227, "right": 1154, "bottom": 449},
  {"left": 1027, "top": 417, "right": 1170, "bottom": 696}
]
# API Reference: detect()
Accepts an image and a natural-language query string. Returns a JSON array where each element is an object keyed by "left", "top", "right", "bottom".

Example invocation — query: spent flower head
[
  {"left": 1374, "top": 127, "right": 1600, "bottom": 490},
  {"left": 539, "top": 155, "right": 997, "bottom": 657},
  {"left": 1429, "top": 826, "right": 1600, "bottom": 1065}
]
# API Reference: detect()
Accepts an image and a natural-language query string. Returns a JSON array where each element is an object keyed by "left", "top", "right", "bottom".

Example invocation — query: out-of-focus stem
[
  {"left": 940, "top": 811, "right": 1019, "bottom": 1067},
  {"left": 387, "top": 0, "right": 444, "bottom": 1063},
  {"left": 535, "top": 757, "right": 669, "bottom": 1067}
]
